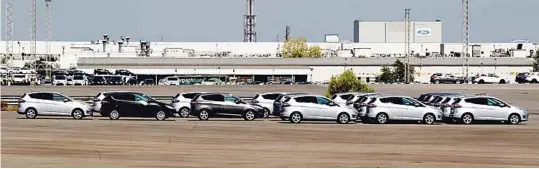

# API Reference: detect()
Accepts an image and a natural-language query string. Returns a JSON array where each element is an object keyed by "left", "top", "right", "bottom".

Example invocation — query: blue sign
[{"left": 416, "top": 29, "right": 432, "bottom": 36}]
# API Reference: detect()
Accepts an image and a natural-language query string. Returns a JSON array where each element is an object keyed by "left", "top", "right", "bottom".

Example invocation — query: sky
[{"left": 1, "top": 0, "right": 538, "bottom": 43}]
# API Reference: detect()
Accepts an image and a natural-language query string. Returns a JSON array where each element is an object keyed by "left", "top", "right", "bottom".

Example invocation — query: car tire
[
  {"left": 337, "top": 113, "right": 350, "bottom": 124},
  {"left": 461, "top": 113, "right": 474, "bottom": 124},
  {"left": 72, "top": 109, "right": 84, "bottom": 120},
  {"left": 198, "top": 109, "right": 210, "bottom": 121},
  {"left": 532, "top": 79, "right": 538, "bottom": 83},
  {"left": 289, "top": 112, "right": 302, "bottom": 123},
  {"left": 155, "top": 110, "right": 167, "bottom": 121},
  {"left": 109, "top": 109, "right": 120, "bottom": 120},
  {"left": 478, "top": 80, "right": 485, "bottom": 84},
  {"left": 178, "top": 107, "right": 190, "bottom": 118},
  {"left": 456, "top": 80, "right": 462, "bottom": 84},
  {"left": 499, "top": 79, "right": 506, "bottom": 84},
  {"left": 507, "top": 114, "right": 521, "bottom": 125},
  {"left": 243, "top": 110, "right": 256, "bottom": 121},
  {"left": 375, "top": 113, "right": 388, "bottom": 124},
  {"left": 262, "top": 108, "right": 270, "bottom": 118},
  {"left": 434, "top": 80, "right": 440, "bottom": 84},
  {"left": 25, "top": 108, "right": 38, "bottom": 119},
  {"left": 423, "top": 113, "right": 435, "bottom": 125}
]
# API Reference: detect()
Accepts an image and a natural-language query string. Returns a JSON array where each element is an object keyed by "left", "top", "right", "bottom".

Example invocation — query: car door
[
  {"left": 200, "top": 94, "right": 225, "bottom": 113},
  {"left": 464, "top": 98, "right": 496, "bottom": 120},
  {"left": 315, "top": 96, "right": 339, "bottom": 119},
  {"left": 114, "top": 93, "right": 140, "bottom": 117},
  {"left": 133, "top": 93, "right": 155, "bottom": 117},
  {"left": 293, "top": 96, "right": 320, "bottom": 119},
  {"left": 49, "top": 93, "right": 73, "bottom": 115},
  {"left": 30, "top": 93, "right": 55, "bottom": 114},
  {"left": 486, "top": 98, "right": 511, "bottom": 120},
  {"left": 222, "top": 96, "right": 244, "bottom": 114},
  {"left": 380, "top": 97, "right": 406, "bottom": 120},
  {"left": 401, "top": 97, "right": 424, "bottom": 120}
]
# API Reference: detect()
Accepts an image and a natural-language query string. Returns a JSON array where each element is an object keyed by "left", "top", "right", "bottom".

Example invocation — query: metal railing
[{"left": 0, "top": 95, "right": 253, "bottom": 105}]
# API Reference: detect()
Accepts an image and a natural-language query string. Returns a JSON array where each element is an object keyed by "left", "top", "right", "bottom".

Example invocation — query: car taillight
[
  {"left": 18, "top": 99, "right": 26, "bottom": 104},
  {"left": 283, "top": 103, "right": 291, "bottom": 107},
  {"left": 360, "top": 103, "right": 367, "bottom": 107},
  {"left": 452, "top": 104, "right": 462, "bottom": 108},
  {"left": 190, "top": 100, "right": 198, "bottom": 104},
  {"left": 172, "top": 99, "right": 179, "bottom": 103},
  {"left": 251, "top": 100, "right": 260, "bottom": 104},
  {"left": 346, "top": 100, "right": 353, "bottom": 105},
  {"left": 441, "top": 103, "right": 450, "bottom": 108},
  {"left": 367, "top": 104, "right": 377, "bottom": 108},
  {"left": 433, "top": 103, "right": 441, "bottom": 107},
  {"left": 93, "top": 98, "right": 100, "bottom": 102}
]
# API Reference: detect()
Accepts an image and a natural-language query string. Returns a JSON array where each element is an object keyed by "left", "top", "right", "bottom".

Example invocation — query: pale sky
[{"left": 2, "top": 0, "right": 538, "bottom": 42}]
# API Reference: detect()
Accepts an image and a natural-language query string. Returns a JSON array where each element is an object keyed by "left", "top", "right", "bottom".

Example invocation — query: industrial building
[{"left": 353, "top": 20, "right": 443, "bottom": 43}]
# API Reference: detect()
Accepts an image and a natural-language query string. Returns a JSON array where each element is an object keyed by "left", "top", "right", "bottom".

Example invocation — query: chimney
[
  {"left": 118, "top": 41, "right": 124, "bottom": 53},
  {"left": 145, "top": 42, "right": 151, "bottom": 57},
  {"left": 102, "top": 40, "right": 107, "bottom": 52},
  {"left": 102, "top": 34, "right": 109, "bottom": 44},
  {"left": 125, "top": 37, "right": 131, "bottom": 45},
  {"left": 140, "top": 40, "right": 147, "bottom": 57}
]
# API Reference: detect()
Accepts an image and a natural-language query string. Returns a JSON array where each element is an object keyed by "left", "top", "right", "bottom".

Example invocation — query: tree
[
  {"left": 282, "top": 37, "right": 322, "bottom": 58},
  {"left": 377, "top": 59, "right": 415, "bottom": 83},
  {"left": 534, "top": 50, "right": 539, "bottom": 72},
  {"left": 326, "top": 70, "right": 375, "bottom": 98},
  {"left": 378, "top": 65, "right": 394, "bottom": 83}
]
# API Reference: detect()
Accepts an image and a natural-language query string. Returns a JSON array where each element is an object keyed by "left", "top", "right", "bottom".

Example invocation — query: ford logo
[{"left": 417, "top": 29, "right": 431, "bottom": 35}]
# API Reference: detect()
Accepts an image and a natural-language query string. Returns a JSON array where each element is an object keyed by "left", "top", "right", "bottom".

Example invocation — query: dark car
[
  {"left": 94, "top": 69, "right": 113, "bottom": 75},
  {"left": 140, "top": 78, "right": 155, "bottom": 85},
  {"left": 91, "top": 76, "right": 107, "bottom": 85},
  {"left": 272, "top": 92, "right": 309, "bottom": 117},
  {"left": 105, "top": 75, "right": 124, "bottom": 85},
  {"left": 99, "top": 92, "right": 175, "bottom": 120},
  {"left": 515, "top": 72, "right": 530, "bottom": 84},
  {"left": 190, "top": 93, "right": 265, "bottom": 121},
  {"left": 430, "top": 73, "right": 467, "bottom": 84},
  {"left": 115, "top": 69, "right": 135, "bottom": 76}
]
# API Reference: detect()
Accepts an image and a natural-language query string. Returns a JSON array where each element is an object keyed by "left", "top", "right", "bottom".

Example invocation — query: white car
[
  {"left": 449, "top": 96, "right": 529, "bottom": 125},
  {"left": 69, "top": 75, "right": 88, "bottom": 86},
  {"left": 19, "top": 67, "right": 35, "bottom": 74},
  {"left": 251, "top": 92, "right": 307, "bottom": 118},
  {"left": 352, "top": 93, "right": 389, "bottom": 122},
  {"left": 473, "top": 73, "right": 510, "bottom": 84},
  {"left": 280, "top": 95, "right": 358, "bottom": 124},
  {"left": 366, "top": 95, "right": 443, "bottom": 124},
  {"left": 53, "top": 75, "right": 68, "bottom": 86},
  {"left": 171, "top": 92, "right": 214, "bottom": 118},
  {"left": 524, "top": 72, "right": 539, "bottom": 83},
  {"left": 17, "top": 92, "right": 92, "bottom": 119},
  {"left": 331, "top": 92, "right": 362, "bottom": 105},
  {"left": 11, "top": 74, "right": 29, "bottom": 84},
  {"left": 440, "top": 95, "right": 470, "bottom": 122},
  {"left": 159, "top": 76, "right": 180, "bottom": 85}
]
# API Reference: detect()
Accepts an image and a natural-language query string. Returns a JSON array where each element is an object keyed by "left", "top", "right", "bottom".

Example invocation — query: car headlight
[{"left": 166, "top": 105, "right": 174, "bottom": 109}]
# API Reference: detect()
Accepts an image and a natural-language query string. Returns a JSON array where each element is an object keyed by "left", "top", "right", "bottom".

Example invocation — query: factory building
[{"left": 353, "top": 20, "right": 443, "bottom": 43}]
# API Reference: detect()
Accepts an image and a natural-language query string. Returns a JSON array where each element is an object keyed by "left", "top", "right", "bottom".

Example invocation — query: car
[
  {"left": 365, "top": 95, "right": 443, "bottom": 124},
  {"left": 140, "top": 78, "right": 155, "bottom": 85},
  {"left": 105, "top": 75, "right": 124, "bottom": 85},
  {"left": 171, "top": 92, "right": 231, "bottom": 118},
  {"left": 524, "top": 72, "right": 539, "bottom": 83},
  {"left": 515, "top": 72, "right": 530, "bottom": 84},
  {"left": 352, "top": 93, "right": 390, "bottom": 122},
  {"left": 272, "top": 92, "right": 310, "bottom": 117},
  {"left": 190, "top": 93, "right": 265, "bottom": 121},
  {"left": 331, "top": 92, "right": 362, "bottom": 105},
  {"left": 17, "top": 92, "right": 92, "bottom": 119},
  {"left": 52, "top": 75, "right": 68, "bottom": 86},
  {"left": 70, "top": 75, "right": 88, "bottom": 86},
  {"left": 99, "top": 92, "right": 175, "bottom": 121},
  {"left": 115, "top": 69, "right": 135, "bottom": 76},
  {"left": 251, "top": 92, "right": 294, "bottom": 118},
  {"left": 94, "top": 69, "right": 113, "bottom": 75},
  {"left": 439, "top": 95, "right": 471, "bottom": 122},
  {"left": 449, "top": 96, "right": 529, "bottom": 125},
  {"left": 91, "top": 91, "right": 130, "bottom": 115},
  {"left": 91, "top": 76, "right": 108, "bottom": 85},
  {"left": 159, "top": 76, "right": 181, "bottom": 85},
  {"left": 430, "top": 73, "right": 467, "bottom": 84},
  {"left": 279, "top": 95, "right": 358, "bottom": 124},
  {"left": 11, "top": 74, "right": 30, "bottom": 85},
  {"left": 472, "top": 73, "right": 510, "bottom": 84}
]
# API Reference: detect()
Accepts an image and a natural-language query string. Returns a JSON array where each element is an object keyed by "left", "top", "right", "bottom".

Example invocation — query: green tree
[
  {"left": 392, "top": 59, "right": 415, "bottom": 83},
  {"left": 282, "top": 37, "right": 309, "bottom": 58},
  {"left": 378, "top": 65, "right": 394, "bottom": 83},
  {"left": 326, "top": 70, "right": 375, "bottom": 98},
  {"left": 534, "top": 50, "right": 539, "bottom": 72},
  {"left": 308, "top": 45, "right": 322, "bottom": 58}
]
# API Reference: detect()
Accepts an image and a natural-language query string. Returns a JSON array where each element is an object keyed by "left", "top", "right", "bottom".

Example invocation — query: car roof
[
  {"left": 289, "top": 94, "right": 326, "bottom": 98},
  {"left": 25, "top": 91, "right": 63, "bottom": 95},
  {"left": 334, "top": 92, "right": 362, "bottom": 95}
]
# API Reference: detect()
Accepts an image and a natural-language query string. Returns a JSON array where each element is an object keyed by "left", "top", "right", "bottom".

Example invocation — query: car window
[
  {"left": 339, "top": 94, "right": 353, "bottom": 100},
  {"left": 402, "top": 98, "right": 415, "bottom": 106},
  {"left": 367, "top": 98, "right": 377, "bottom": 104},
  {"left": 465, "top": 98, "right": 488, "bottom": 105},
  {"left": 29, "top": 93, "right": 53, "bottom": 100},
  {"left": 294, "top": 96, "right": 318, "bottom": 104},
  {"left": 224, "top": 96, "right": 238, "bottom": 103},
  {"left": 262, "top": 94, "right": 280, "bottom": 100},
  {"left": 52, "top": 93, "right": 69, "bottom": 102},
  {"left": 201, "top": 94, "right": 224, "bottom": 102},
  {"left": 182, "top": 93, "right": 199, "bottom": 99},
  {"left": 331, "top": 95, "right": 337, "bottom": 100},
  {"left": 316, "top": 97, "right": 331, "bottom": 105},
  {"left": 134, "top": 94, "right": 150, "bottom": 102},
  {"left": 441, "top": 97, "right": 452, "bottom": 103}
]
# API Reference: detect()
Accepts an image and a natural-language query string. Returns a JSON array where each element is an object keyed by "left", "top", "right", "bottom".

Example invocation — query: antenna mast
[
  {"left": 462, "top": 0, "right": 470, "bottom": 79},
  {"left": 5, "top": 0, "right": 14, "bottom": 67},
  {"left": 30, "top": 0, "right": 37, "bottom": 70},
  {"left": 45, "top": 0, "right": 52, "bottom": 79},
  {"left": 404, "top": 8, "right": 411, "bottom": 83},
  {"left": 243, "top": 0, "right": 257, "bottom": 42}
]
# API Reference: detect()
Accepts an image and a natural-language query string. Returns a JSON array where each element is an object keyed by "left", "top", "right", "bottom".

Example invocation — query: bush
[{"left": 326, "top": 70, "right": 375, "bottom": 98}]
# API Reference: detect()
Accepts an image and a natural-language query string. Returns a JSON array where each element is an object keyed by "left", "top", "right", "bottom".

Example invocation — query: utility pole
[
  {"left": 5, "top": 0, "right": 14, "bottom": 68},
  {"left": 30, "top": 0, "right": 37, "bottom": 70},
  {"left": 243, "top": 0, "right": 257, "bottom": 42},
  {"left": 462, "top": 0, "right": 470, "bottom": 79},
  {"left": 285, "top": 26, "right": 291, "bottom": 42},
  {"left": 45, "top": 0, "right": 52, "bottom": 80},
  {"left": 404, "top": 8, "right": 411, "bottom": 83}
]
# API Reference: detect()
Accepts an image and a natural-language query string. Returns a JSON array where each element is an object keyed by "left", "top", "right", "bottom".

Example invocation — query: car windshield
[
  {"left": 168, "top": 77, "right": 179, "bottom": 81},
  {"left": 134, "top": 94, "right": 153, "bottom": 102},
  {"left": 55, "top": 76, "right": 66, "bottom": 80},
  {"left": 14, "top": 75, "right": 25, "bottom": 78},
  {"left": 74, "top": 76, "right": 84, "bottom": 80}
]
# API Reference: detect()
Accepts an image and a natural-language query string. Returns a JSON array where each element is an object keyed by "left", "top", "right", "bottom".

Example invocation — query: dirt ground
[{"left": 2, "top": 84, "right": 539, "bottom": 167}]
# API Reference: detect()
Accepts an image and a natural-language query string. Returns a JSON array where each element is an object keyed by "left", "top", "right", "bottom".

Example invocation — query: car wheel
[
  {"left": 179, "top": 107, "right": 190, "bottom": 118},
  {"left": 423, "top": 113, "right": 435, "bottom": 125},
  {"left": 435, "top": 80, "right": 440, "bottom": 84},
  {"left": 289, "top": 112, "right": 302, "bottom": 123},
  {"left": 337, "top": 113, "right": 350, "bottom": 124},
  {"left": 262, "top": 108, "right": 270, "bottom": 118},
  {"left": 25, "top": 108, "right": 38, "bottom": 119},
  {"left": 198, "top": 110, "right": 210, "bottom": 121},
  {"left": 508, "top": 114, "right": 521, "bottom": 125},
  {"left": 478, "top": 80, "right": 485, "bottom": 84},
  {"left": 72, "top": 109, "right": 84, "bottom": 120},
  {"left": 456, "top": 80, "right": 461, "bottom": 84},
  {"left": 109, "top": 110, "right": 120, "bottom": 120},
  {"left": 461, "top": 113, "right": 474, "bottom": 124},
  {"left": 243, "top": 110, "right": 256, "bottom": 121},
  {"left": 155, "top": 110, "right": 167, "bottom": 121},
  {"left": 375, "top": 113, "right": 388, "bottom": 124},
  {"left": 499, "top": 79, "right": 506, "bottom": 84}
]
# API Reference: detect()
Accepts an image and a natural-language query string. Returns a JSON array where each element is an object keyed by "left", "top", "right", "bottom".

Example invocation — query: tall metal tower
[
  {"left": 45, "top": 0, "right": 52, "bottom": 79},
  {"left": 29, "top": 0, "right": 37, "bottom": 66},
  {"left": 5, "top": 0, "right": 14, "bottom": 67},
  {"left": 404, "top": 8, "right": 411, "bottom": 83},
  {"left": 462, "top": 0, "right": 469, "bottom": 78},
  {"left": 243, "top": 0, "right": 257, "bottom": 42},
  {"left": 285, "top": 26, "right": 291, "bottom": 42}
]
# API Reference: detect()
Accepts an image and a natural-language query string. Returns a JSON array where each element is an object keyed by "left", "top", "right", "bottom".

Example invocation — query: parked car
[
  {"left": 472, "top": 74, "right": 510, "bottom": 84},
  {"left": 449, "top": 96, "right": 528, "bottom": 125},
  {"left": 115, "top": 69, "right": 135, "bottom": 76},
  {"left": 91, "top": 76, "right": 107, "bottom": 85},
  {"left": 272, "top": 93, "right": 310, "bottom": 117},
  {"left": 159, "top": 76, "right": 181, "bottom": 85},
  {"left": 352, "top": 93, "right": 390, "bottom": 122},
  {"left": 251, "top": 92, "right": 294, "bottom": 118},
  {"left": 70, "top": 75, "right": 88, "bottom": 86},
  {"left": 52, "top": 75, "right": 68, "bottom": 86},
  {"left": 331, "top": 92, "right": 362, "bottom": 105},
  {"left": 524, "top": 72, "right": 539, "bottom": 83},
  {"left": 430, "top": 73, "right": 468, "bottom": 84},
  {"left": 190, "top": 93, "right": 265, "bottom": 121},
  {"left": 94, "top": 69, "right": 113, "bottom": 75},
  {"left": 515, "top": 72, "right": 530, "bottom": 84},
  {"left": 440, "top": 95, "right": 471, "bottom": 122},
  {"left": 99, "top": 92, "right": 175, "bottom": 120},
  {"left": 140, "top": 78, "right": 155, "bottom": 85},
  {"left": 91, "top": 91, "right": 130, "bottom": 115},
  {"left": 279, "top": 95, "right": 358, "bottom": 124},
  {"left": 365, "top": 95, "right": 443, "bottom": 124},
  {"left": 171, "top": 92, "right": 230, "bottom": 118},
  {"left": 17, "top": 92, "right": 92, "bottom": 119},
  {"left": 11, "top": 74, "right": 30, "bottom": 85},
  {"left": 105, "top": 75, "right": 124, "bottom": 85}
]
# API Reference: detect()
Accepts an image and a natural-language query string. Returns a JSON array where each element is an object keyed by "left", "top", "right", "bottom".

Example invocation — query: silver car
[
  {"left": 366, "top": 95, "right": 443, "bottom": 124},
  {"left": 280, "top": 95, "right": 358, "bottom": 124},
  {"left": 17, "top": 92, "right": 92, "bottom": 119},
  {"left": 449, "top": 96, "right": 529, "bottom": 125}
]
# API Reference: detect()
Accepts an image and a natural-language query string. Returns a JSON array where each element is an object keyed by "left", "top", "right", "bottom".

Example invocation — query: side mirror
[
  {"left": 328, "top": 102, "right": 336, "bottom": 106},
  {"left": 63, "top": 99, "right": 70, "bottom": 102},
  {"left": 414, "top": 103, "right": 421, "bottom": 107},
  {"left": 137, "top": 101, "right": 148, "bottom": 106},
  {"left": 235, "top": 100, "right": 241, "bottom": 104}
]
